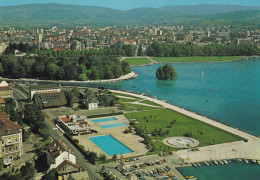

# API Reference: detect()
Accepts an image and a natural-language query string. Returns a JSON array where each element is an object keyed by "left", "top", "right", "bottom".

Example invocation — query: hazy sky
[{"left": 0, "top": 0, "right": 259, "bottom": 10}]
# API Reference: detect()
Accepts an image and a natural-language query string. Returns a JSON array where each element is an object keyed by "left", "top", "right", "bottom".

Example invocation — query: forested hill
[{"left": 0, "top": 3, "right": 259, "bottom": 27}]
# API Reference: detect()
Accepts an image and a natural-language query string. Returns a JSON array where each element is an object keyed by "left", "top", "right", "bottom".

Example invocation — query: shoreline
[
  {"left": 4, "top": 71, "right": 138, "bottom": 84},
  {"left": 110, "top": 89, "right": 260, "bottom": 163},
  {"left": 130, "top": 55, "right": 259, "bottom": 67}
]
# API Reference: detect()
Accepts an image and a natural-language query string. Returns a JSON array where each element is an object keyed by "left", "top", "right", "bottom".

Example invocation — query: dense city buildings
[{"left": 0, "top": 25, "right": 259, "bottom": 55}]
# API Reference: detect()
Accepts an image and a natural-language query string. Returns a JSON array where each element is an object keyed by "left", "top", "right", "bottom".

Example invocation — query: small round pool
[{"left": 163, "top": 136, "right": 199, "bottom": 148}]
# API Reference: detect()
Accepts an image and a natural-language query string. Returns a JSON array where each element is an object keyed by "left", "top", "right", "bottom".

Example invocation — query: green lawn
[
  {"left": 125, "top": 108, "right": 243, "bottom": 154},
  {"left": 124, "top": 103, "right": 162, "bottom": 111},
  {"left": 122, "top": 58, "right": 151, "bottom": 66},
  {"left": 119, "top": 98, "right": 139, "bottom": 103},
  {"left": 140, "top": 100, "right": 162, "bottom": 107},
  {"left": 152, "top": 56, "right": 247, "bottom": 63}
]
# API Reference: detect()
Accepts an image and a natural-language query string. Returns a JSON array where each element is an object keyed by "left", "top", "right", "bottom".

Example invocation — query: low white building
[
  {"left": 29, "top": 84, "right": 61, "bottom": 100},
  {"left": 48, "top": 151, "right": 76, "bottom": 170}
]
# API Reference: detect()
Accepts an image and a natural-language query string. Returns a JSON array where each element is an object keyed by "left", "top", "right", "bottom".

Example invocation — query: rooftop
[
  {"left": 0, "top": 112, "right": 21, "bottom": 136},
  {"left": 30, "top": 84, "right": 60, "bottom": 90}
]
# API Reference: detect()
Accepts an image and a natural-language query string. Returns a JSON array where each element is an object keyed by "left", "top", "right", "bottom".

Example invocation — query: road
[{"left": 44, "top": 115, "right": 103, "bottom": 180}]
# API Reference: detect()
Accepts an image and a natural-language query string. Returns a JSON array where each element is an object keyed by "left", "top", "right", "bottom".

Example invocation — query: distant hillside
[{"left": 0, "top": 3, "right": 259, "bottom": 27}]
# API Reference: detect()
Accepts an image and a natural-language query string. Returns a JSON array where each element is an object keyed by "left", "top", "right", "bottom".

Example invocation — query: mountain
[{"left": 0, "top": 3, "right": 259, "bottom": 27}]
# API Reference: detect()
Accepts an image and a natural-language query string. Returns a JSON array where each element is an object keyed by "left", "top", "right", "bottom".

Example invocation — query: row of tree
[
  {"left": 0, "top": 53, "right": 131, "bottom": 80},
  {"left": 4, "top": 42, "right": 137, "bottom": 57},
  {"left": 147, "top": 42, "right": 258, "bottom": 57}
]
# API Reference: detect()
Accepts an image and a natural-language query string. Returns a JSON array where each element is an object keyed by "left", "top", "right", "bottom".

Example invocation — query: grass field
[
  {"left": 140, "top": 100, "right": 162, "bottom": 106},
  {"left": 152, "top": 56, "right": 247, "bottom": 63},
  {"left": 124, "top": 103, "right": 162, "bottom": 111},
  {"left": 122, "top": 58, "right": 151, "bottom": 66},
  {"left": 125, "top": 108, "right": 242, "bottom": 154},
  {"left": 112, "top": 92, "right": 143, "bottom": 100}
]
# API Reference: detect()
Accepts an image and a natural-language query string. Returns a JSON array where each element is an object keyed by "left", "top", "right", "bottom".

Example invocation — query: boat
[
  {"left": 238, "top": 158, "right": 242, "bottom": 162},
  {"left": 185, "top": 176, "right": 195, "bottom": 179},
  {"left": 258, "top": 161, "right": 260, "bottom": 165},
  {"left": 188, "top": 178, "right": 197, "bottom": 180},
  {"left": 223, "top": 160, "right": 229, "bottom": 165},
  {"left": 201, "top": 71, "right": 204, "bottom": 76},
  {"left": 219, "top": 160, "right": 224, "bottom": 165},
  {"left": 196, "top": 163, "right": 201, "bottom": 167},
  {"left": 245, "top": 159, "right": 249, "bottom": 164},
  {"left": 214, "top": 160, "right": 219, "bottom": 165},
  {"left": 209, "top": 161, "right": 214, "bottom": 165},
  {"left": 252, "top": 159, "right": 257, "bottom": 163},
  {"left": 234, "top": 158, "right": 240, "bottom": 163},
  {"left": 204, "top": 161, "right": 209, "bottom": 166}
]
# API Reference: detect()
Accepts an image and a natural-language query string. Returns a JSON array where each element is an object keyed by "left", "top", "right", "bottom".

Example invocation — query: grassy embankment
[
  {"left": 122, "top": 58, "right": 151, "bottom": 66},
  {"left": 152, "top": 56, "right": 247, "bottom": 63},
  {"left": 113, "top": 92, "right": 243, "bottom": 154}
]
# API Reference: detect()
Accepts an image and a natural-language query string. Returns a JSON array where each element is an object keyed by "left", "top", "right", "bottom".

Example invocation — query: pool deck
[{"left": 74, "top": 115, "right": 148, "bottom": 158}]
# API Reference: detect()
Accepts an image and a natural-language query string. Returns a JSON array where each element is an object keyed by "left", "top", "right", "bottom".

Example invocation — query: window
[
  {"left": 2, "top": 148, "right": 4, "bottom": 153},
  {"left": 7, "top": 137, "right": 11, "bottom": 144},
  {"left": 9, "top": 147, "right": 11, "bottom": 152},
  {"left": 15, "top": 137, "right": 18, "bottom": 142},
  {"left": 15, "top": 146, "right": 18, "bottom": 150}
]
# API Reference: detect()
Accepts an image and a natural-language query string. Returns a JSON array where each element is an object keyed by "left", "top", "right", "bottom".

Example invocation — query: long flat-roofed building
[{"left": 30, "top": 84, "right": 61, "bottom": 100}]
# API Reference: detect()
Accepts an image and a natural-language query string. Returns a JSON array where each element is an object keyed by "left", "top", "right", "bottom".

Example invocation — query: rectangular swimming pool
[
  {"left": 100, "top": 123, "right": 127, "bottom": 129},
  {"left": 88, "top": 135, "right": 133, "bottom": 156},
  {"left": 91, "top": 117, "right": 117, "bottom": 123}
]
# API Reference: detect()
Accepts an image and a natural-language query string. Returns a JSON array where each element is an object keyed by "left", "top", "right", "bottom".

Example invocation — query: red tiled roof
[
  {"left": 0, "top": 112, "right": 21, "bottom": 136},
  {"left": 60, "top": 117, "right": 71, "bottom": 123}
]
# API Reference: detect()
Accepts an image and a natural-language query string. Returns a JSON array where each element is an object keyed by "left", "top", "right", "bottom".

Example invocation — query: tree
[
  {"left": 20, "top": 161, "right": 36, "bottom": 180},
  {"left": 42, "top": 169, "right": 58, "bottom": 180},
  {"left": 137, "top": 44, "right": 144, "bottom": 56},
  {"left": 156, "top": 64, "right": 177, "bottom": 80},
  {"left": 112, "top": 154, "right": 117, "bottom": 161}
]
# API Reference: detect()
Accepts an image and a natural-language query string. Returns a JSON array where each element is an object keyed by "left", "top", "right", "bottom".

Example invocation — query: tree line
[
  {"left": 4, "top": 42, "right": 136, "bottom": 57},
  {"left": 0, "top": 52, "right": 131, "bottom": 81},
  {"left": 147, "top": 42, "right": 257, "bottom": 57}
]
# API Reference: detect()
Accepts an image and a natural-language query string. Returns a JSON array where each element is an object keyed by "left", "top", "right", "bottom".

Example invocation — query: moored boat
[
  {"left": 252, "top": 159, "right": 257, "bottom": 163},
  {"left": 214, "top": 160, "right": 219, "bottom": 165},
  {"left": 219, "top": 160, "right": 224, "bottom": 165},
  {"left": 223, "top": 160, "right": 228, "bottom": 165},
  {"left": 245, "top": 159, "right": 249, "bottom": 164},
  {"left": 185, "top": 175, "right": 195, "bottom": 179},
  {"left": 204, "top": 161, "right": 209, "bottom": 166}
]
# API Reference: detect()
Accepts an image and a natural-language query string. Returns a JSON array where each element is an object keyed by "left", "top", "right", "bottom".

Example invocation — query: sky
[{"left": 0, "top": 0, "right": 259, "bottom": 10}]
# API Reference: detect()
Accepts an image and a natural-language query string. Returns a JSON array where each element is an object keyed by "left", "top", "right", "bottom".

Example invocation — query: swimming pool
[
  {"left": 91, "top": 117, "right": 117, "bottom": 123},
  {"left": 88, "top": 135, "right": 133, "bottom": 156},
  {"left": 100, "top": 122, "right": 127, "bottom": 129}
]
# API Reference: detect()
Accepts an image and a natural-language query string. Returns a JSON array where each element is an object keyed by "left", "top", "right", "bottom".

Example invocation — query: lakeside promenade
[{"left": 110, "top": 90, "right": 260, "bottom": 162}]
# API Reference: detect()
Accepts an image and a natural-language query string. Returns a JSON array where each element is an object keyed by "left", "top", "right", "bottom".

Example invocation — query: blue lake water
[
  {"left": 88, "top": 135, "right": 133, "bottom": 156},
  {"left": 91, "top": 117, "right": 117, "bottom": 123},
  {"left": 82, "top": 58, "right": 260, "bottom": 180},
  {"left": 100, "top": 122, "right": 127, "bottom": 129}
]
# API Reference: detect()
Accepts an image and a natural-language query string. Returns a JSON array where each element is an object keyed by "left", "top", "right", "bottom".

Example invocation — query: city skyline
[{"left": 0, "top": 0, "right": 259, "bottom": 10}]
